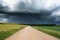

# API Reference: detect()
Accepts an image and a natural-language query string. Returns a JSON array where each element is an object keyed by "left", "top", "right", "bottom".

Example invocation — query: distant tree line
[{"left": 20, "top": 24, "right": 56, "bottom": 26}]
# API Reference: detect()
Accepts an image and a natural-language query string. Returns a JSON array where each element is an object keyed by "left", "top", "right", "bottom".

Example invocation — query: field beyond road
[
  {"left": 0, "top": 23, "right": 26, "bottom": 40},
  {"left": 32, "top": 26, "right": 60, "bottom": 39}
]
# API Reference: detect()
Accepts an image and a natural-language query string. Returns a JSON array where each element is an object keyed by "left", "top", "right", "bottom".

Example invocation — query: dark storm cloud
[{"left": 6, "top": 14, "right": 55, "bottom": 24}]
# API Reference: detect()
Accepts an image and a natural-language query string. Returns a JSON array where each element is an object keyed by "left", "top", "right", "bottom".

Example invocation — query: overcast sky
[
  {"left": 1, "top": 0, "right": 60, "bottom": 11},
  {"left": 0, "top": 0, "right": 60, "bottom": 24}
]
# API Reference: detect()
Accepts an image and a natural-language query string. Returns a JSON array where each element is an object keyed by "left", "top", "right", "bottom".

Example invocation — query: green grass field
[
  {"left": 32, "top": 26, "right": 60, "bottom": 39},
  {"left": 0, "top": 23, "right": 26, "bottom": 40}
]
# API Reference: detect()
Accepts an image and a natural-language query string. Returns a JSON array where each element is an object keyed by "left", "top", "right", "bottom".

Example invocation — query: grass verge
[{"left": 32, "top": 26, "right": 60, "bottom": 39}]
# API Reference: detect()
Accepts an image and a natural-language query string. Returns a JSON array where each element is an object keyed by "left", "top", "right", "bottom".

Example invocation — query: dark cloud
[{"left": 6, "top": 14, "right": 55, "bottom": 24}]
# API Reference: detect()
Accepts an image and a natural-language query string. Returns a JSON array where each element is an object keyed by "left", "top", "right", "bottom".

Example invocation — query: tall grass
[{"left": 0, "top": 24, "right": 26, "bottom": 40}]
